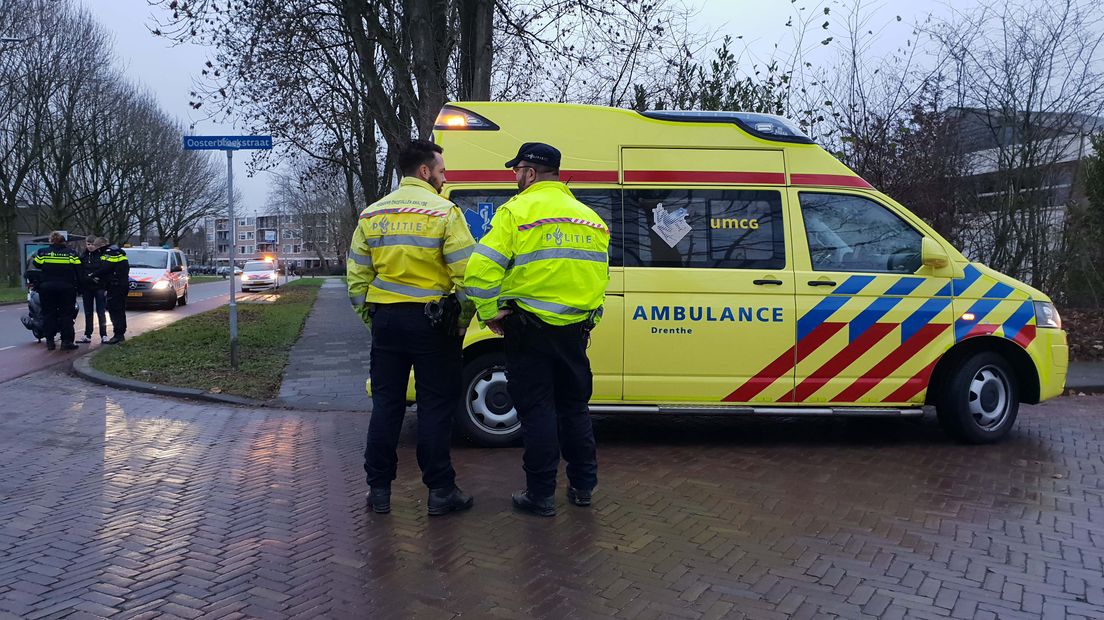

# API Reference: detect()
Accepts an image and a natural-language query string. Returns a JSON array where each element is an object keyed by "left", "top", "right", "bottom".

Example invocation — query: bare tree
[
  {"left": 148, "top": 0, "right": 701, "bottom": 209},
  {"left": 269, "top": 165, "right": 354, "bottom": 270},
  {"left": 929, "top": 0, "right": 1104, "bottom": 293},
  {"left": 34, "top": 4, "right": 112, "bottom": 231},
  {"left": 0, "top": 0, "right": 61, "bottom": 285}
]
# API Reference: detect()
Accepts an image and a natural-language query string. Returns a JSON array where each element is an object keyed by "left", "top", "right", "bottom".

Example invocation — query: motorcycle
[{"left": 20, "top": 289, "right": 44, "bottom": 341}]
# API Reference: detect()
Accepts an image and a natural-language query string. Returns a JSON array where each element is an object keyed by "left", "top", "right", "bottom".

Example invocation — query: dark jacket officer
[
  {"left": 92, "top": 245, "right": 130, "bottom": 343},
  {"left": 30, "top": 233, "right": 81, "bottom": 350}
]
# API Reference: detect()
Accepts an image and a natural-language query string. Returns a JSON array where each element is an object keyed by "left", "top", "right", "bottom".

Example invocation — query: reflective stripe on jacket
[
  {"left": 32, "top": 245, "right": 82, "bottom": 289},
  {"left": 93, "top": 247, "right": 129, "bottom": 289},
  {"left": 464, "top": 181, "right": 610, "bottom": 326},
  {"left": 347, "top": 177, "right": 477, "bottom": 322}
]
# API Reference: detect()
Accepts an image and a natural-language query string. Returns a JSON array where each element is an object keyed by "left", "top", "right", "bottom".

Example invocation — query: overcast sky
[{"left": 82, "top": 0, "right": 961, "bottom": 214}]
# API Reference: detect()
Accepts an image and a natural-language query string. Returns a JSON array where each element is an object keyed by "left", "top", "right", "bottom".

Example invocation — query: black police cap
[{"left": 504, "top": 142, "right": 561, "bottom": 169}]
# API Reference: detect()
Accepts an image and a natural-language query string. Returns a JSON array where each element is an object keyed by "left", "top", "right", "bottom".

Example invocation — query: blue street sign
[{"left": 183, "top": 135, "right": 273, "bottom": 151}]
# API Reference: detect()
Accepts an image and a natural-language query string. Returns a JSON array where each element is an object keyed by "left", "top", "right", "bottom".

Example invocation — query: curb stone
[{"left": 72, "top": 354, "right": 264, "bottom": 407}]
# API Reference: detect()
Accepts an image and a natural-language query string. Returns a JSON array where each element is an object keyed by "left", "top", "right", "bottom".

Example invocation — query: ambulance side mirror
[{"left": 921, "top": 237, "right": 949, "bottom": 269}]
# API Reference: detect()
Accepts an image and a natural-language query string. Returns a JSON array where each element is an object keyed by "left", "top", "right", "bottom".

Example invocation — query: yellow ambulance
[{"left": 429, "top": 102, "right": 1067, "bottom": 447}]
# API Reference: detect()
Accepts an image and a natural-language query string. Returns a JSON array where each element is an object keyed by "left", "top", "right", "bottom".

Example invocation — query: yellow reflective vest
[
  {"left": 347, "top": 177, "right": 476, "bottom": 325},
  {"left": 464, "top": 181, "right": 610, "bottom": 326}
]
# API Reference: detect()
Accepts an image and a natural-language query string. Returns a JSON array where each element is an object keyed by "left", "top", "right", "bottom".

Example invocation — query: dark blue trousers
[
  {"left": 365, "top": 303, "right": 462, "bottom": 490},
  {"left": 39, "top": 283, "right": 76, "bottom": 345},
  {"left": 82, "top": 288, "right": 107, "bottom": 337},
  {"left": 503, "top": 313, "right": 597, "bottom": 499}
]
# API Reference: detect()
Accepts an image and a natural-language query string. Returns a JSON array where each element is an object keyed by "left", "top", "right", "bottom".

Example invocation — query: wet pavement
[
  {"left": 1, "top": 369, "right": 1102, "bottom": 618},
  {"left": 277, "top": 279, "right": 369, "bottom": 412},
  {"left": 0, "top": 280, "right": 240, "bottom": 385}
]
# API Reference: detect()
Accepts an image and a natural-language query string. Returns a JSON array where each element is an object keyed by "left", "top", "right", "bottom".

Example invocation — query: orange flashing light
[{"left": 433, "top": 105, "right": 499, "bottom": 131}]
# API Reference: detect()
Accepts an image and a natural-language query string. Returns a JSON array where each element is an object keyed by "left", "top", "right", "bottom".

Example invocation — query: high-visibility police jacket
[
  {"left": 92, "top": 246, "right": 130, "bottom": 290},
  {"left": 464, "top": 181, "right": 610, "bottom": 326},
  {"left": 30, "top": 244, "right": 81, "bottom": 289},
  {"left": 347, "top": 176, "right": 477, "bottom": 324}
]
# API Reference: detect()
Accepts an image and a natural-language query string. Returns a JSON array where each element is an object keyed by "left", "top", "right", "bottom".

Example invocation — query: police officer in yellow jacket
[
  {"left": 347, "top": 139, "right": 477, "bottom": 516},
  {"left": 465, "top": 143, "right": 610, "bottom": 516}
]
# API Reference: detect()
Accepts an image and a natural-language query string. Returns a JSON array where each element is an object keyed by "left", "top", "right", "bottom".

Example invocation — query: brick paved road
[{"left": 1, "top": 371, "right": 1102, "bottom": 619}]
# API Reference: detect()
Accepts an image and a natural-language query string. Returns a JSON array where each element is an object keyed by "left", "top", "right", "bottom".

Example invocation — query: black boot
[
  {"left": 567, "top": 487, "right": 592, "bottom": 507},
  {"left": 45, "top": 339, "right": 56, "bottom": 351},
  {"left": 60, "top": 343, "right": 79, "bottom": 351},
  {"left": 427, "top": 486, "right": 473, "bottom": 516},
  {"left": 366, "top": 487, "right": 390, "bottom": 514},
  {"left": 512, "top": 490, "right": 555, "bottom": 517},
  {"left": 105, "top": 335, "right": 125, "bottom": 344}
]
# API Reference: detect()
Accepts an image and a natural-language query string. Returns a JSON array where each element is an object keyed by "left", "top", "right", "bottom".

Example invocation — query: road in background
[{"left": 0, "top": 279, "right": 242, "bottom": 384}]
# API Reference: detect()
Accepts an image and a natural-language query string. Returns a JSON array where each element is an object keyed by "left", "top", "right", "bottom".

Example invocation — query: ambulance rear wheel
[
  {"left": 936, "top": 352, "right": 1019, "bottom": 444},
  {"left": 458, "top": 352, "right": 521, "bottom": 447}
]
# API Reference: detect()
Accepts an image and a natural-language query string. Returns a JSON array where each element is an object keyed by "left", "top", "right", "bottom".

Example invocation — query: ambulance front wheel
[
  {"left": 936, "top": 351, "right": 1019, "bottom": 444},
  {"left": 458, "top": 352, "right": 522, "bottom": 447}
]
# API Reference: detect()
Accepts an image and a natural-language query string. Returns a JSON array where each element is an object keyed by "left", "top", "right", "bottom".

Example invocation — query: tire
[
  {"left": 178, "top": 286, "right": 188, "bottom": 306},
  {"left": 936, "top": 351, "right": 1019, "bottom": 444},
  {"left": 163, "top": 292, "right": 177, "bottom": 311},
  {"left": 456, "top": 352, "right": 521, "bottom": 447}
]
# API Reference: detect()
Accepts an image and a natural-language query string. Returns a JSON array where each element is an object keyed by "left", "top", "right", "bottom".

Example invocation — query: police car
[
  {"left": 240, "top": 259, "right": 279, "bottom": 292},
  {"left": 125, "top": 246, "right": 190, "bottom": 310},
  {"left": 400, "top": 102, "right": 1068, "bottom": 447}
]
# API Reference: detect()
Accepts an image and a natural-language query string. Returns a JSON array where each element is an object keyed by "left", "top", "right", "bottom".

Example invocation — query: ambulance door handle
[
  {"left": 753, "top": 279, "right": 783, "bottom": 286},
  {"left": 808, "top": 280, "right": 837, "bottom": 287}
]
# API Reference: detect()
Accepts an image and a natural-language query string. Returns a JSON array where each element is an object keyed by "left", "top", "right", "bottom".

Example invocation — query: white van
[{"left": 124, "top": 247, "right": 190, "bottom": 310}]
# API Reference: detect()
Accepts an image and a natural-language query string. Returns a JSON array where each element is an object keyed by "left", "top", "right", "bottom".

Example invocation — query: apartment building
[{"left": 205, "top": 212, "right": 339, "bottom": 270}]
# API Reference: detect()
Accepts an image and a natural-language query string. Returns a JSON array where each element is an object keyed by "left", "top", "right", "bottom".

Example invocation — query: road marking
[{"left": 0, "top": 346, "right": 15, "bottom": 351}]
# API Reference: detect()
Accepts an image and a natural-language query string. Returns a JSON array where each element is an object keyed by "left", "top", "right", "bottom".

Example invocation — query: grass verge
[
  {"left": 0, "top": 287, "right": 26, "bottom": 304},
  {"left": 90, "top": 278, "right": 324, "bottom": 399},
  {"left": 188, "top": 275, "right": 226, "bottom": 284}
]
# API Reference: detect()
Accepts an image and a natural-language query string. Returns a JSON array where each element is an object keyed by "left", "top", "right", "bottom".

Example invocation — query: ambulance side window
[
  {"left": 571, "top": 189, "right": 621, "bottom": 267},
  {"left": 622, "top": 189, "right": 785, "bottom": 269},
  {"left": 450, "top": 188, "right": 622, "bottom": 266},
  {"left": 800, "top": 192, "right": 922, "bottom": 273}
]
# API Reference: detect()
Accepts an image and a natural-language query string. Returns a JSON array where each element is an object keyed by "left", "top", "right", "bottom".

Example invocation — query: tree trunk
[
  {"left": 0, "top": 208, "right": 20, "bottom": 288},
  {"left": 406, "top": 0, "right": 451, "bottom": 138},
  {"left": 458, "top": 0, "right": 493, "bottom": 100}
]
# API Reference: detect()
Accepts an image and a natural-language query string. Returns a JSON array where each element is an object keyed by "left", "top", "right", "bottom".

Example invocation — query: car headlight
[
  {"left": 1034, "top": 301, "right": 1061, "bottom": 329},
  {"left": 152, "top": 280, "right": 171, "bottom": 290}
]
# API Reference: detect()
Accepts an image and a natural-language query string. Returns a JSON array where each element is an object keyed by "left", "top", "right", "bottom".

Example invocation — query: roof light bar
[{"left": 639, "top": 110, "right": 814, "bottom": 144}]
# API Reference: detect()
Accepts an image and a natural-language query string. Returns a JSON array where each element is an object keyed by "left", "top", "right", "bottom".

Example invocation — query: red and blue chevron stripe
[{"left": 724, "top": 265, "right": 1033, "bottom": 404}]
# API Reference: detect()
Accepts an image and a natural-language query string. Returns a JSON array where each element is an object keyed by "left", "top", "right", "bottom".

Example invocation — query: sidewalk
[
  {"left": 277, "top": 278, "right": 371, "bottom": 411},
  {"left": 1067, "top": 361, "right": 1104, "bottom": 393}
]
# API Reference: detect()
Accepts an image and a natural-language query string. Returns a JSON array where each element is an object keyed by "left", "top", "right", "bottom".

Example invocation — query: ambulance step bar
[{"left": 589, "top": 405, "right": 933, "bottom": 417}]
